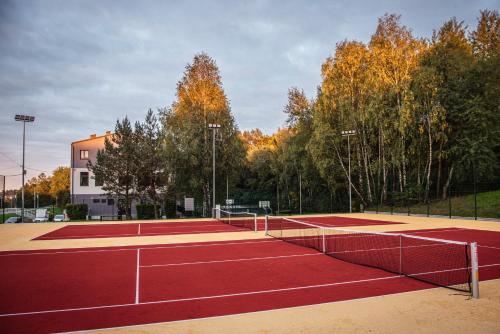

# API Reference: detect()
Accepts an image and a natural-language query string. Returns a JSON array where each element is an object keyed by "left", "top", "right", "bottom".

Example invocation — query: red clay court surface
[
  {"left": 33, "top": 216, "right": 405, "bottom": 240},
  {"left": 1, "top": 227, "right": 500, "bottom": 334}
]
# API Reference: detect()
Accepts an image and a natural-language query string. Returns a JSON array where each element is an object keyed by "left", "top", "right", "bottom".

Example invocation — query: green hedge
[
  {"left": 65, "top": 204, "right": 88, "bottom": 220},
  {"left": 136, "top": 204, "right": 160, "bottom": 219}
]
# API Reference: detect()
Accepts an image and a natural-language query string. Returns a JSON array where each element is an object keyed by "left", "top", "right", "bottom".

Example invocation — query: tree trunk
[
  {"left": 442, "top": 165, "right": 454, "bottom": 200},
  {"left": 424, "top": 124, "right": 432, "bottom": 203},
  {"left": 398, "top": 167, "right": 403, "bottom": 193},
  {"left": 436, "top": 139, "right": 443, "bottom": 199},
  {"left": 356, "top": 145, "right": 364, "bottom": 201}
]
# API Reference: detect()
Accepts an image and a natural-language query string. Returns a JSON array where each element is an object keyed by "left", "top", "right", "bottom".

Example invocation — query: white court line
[
  {"left": 0, "top": 274, "right": 401, "bottom": 317},
  {"left": 395, "top": 228, "right": 468, "bottom": 235},
  {"left": 36, "top": 233, "right": 140, "bottom": 239},
  {"left": 1, "top": 258, "right": 499, "bottom": 318},
  {"left": 144, "top": 224, "right": 230, "bottom": 230},
  {"left": 6, "top": 263, "right": 500, "bottom": 318},
  {"left": 140, "top": 253, "right": 320, "bottom": 268},
  {"left": 479, "top": 245, "right": 500, "bottom": 251},
  {"left": 57, "top": 285, "right": 466, "bottom": 334},
  {"left": 135, "top": 249, "right": 140, "bottom": 304},
  {"left": 0, "top": 239, "right": 280, "bottom": 257},
  {"left": 34, "top": 228, "right": 250, "bottom": 240}
]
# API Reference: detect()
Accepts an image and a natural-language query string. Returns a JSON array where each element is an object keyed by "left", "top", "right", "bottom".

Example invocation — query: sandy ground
[{"left": 1, "top": 213, "right": 499, "bottom": 333}]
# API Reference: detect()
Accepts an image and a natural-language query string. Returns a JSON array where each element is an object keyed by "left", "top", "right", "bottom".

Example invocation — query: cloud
[{"left": 0, "top": 0, "right": 490, "bottom": 188}]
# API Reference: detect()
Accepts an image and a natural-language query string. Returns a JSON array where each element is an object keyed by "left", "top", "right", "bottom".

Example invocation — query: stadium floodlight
[
  {"left": 15, "top": 114, "right": 35, "bottom": 222},
  {"left": 341, "top": 129, "right": 356, "bottom": 213},
  {"left": 208, "top": 124, "right": 221, "bottom": 217}
]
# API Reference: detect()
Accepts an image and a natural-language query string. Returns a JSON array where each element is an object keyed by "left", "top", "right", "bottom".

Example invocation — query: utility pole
[
  {"left": 342, "top": 130, "right": 356, "bottom": 213},
  {"left": 15, "top": 114, "right": 35, "bottom": 223},
  {"left": 208, "top": 123, "right": 220, "bottom": 217}
]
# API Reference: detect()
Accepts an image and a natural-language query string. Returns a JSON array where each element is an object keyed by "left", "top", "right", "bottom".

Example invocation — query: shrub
[
  {"left": 164, "top": 198, "right": 177, "bottom": 218},
  {"left": 65, "top": 204, "right": 88, "bottom": 220},
  {"left": 136, "top": 203, "right": 160, "bottom": 219}
]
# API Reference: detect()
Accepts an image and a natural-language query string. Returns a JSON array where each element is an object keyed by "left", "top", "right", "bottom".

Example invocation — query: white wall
[{"left": 71, "top": 167, "right": 105, "bottom": 195}]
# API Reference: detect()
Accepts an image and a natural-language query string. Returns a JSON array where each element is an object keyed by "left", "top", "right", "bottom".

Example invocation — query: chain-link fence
[{"left": 368, "top": 181, "right": 500, "bottom": 220}]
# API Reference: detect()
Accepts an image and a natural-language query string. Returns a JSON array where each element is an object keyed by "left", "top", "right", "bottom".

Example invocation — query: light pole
[
  {"left": 15, "top": 114, "right": 35, "bottom": 222},
  {"left": 341, "top": 130, "right": 356, "bottom": 213},
  {"left": 0, "top": 175, "right": 4, "bottom": 223},
  {"left": 208, "top": 123, "right": 220, "bottom": 217}
]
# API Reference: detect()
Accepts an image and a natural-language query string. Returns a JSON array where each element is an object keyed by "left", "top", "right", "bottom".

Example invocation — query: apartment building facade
[{"left": 70, "top": 132, "right": 121, "bottom": 218}]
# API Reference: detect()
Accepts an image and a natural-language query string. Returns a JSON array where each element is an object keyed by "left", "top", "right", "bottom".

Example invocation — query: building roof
[{"left": 71, "top": 131, "right": 113, "bottom": 145}]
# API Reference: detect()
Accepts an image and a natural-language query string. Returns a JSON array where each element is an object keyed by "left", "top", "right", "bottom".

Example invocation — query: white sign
[
  {"left": 259, "top": 201, "right": 270, "bottom": 208},
  {"left": 184, "top": 197, "right": 194, "bottom": 211},
  {"left": 226, "top": 199, "right": 234, "bottom": 205}
]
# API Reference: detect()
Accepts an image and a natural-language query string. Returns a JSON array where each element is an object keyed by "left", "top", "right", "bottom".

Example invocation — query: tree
[
  {"left": 50, "top": 166, "right": 70, "bottom": 207},
  {"left": 89, "top": 117, "right": 138, "bottom": 219},
  {"left": 162, "top": 53, "right": 245, "bottom": 216},
  {"left": 470, "top": 10, "right": 500, "bottom": 58},
  {"left": 135, "top": 109, "right": 169, "bottom": 218},
  {"left": 24, "top": 173, "right": 52, "bottom": 207}
]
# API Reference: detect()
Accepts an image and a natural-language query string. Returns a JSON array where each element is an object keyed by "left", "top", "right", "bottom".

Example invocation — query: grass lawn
[
  {"left": 368, "top": 190, "right": 500, "bottom": 219},
  {"left": 1, "top": 213, "right": 17, "bottom": 223}
]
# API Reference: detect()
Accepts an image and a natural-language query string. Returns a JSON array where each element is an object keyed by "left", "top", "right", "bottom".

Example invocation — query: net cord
[
  {"left": 217, "top": 208, "right": 257, "bottom": 232},
  {"left": 272, "top": 216, "right": 468, "bottom": 246}
]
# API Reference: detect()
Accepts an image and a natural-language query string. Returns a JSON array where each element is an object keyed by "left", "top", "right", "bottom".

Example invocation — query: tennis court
[
  {"left": 32, "top": 215, "right": 405, "bottom": 240},
  {"left": 1, "top": 226, "right": 499, "bottom": 333}
]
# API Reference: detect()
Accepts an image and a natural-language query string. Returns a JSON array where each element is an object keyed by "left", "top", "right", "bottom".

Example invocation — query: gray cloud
[{"left": 0, "top": 0, "right": 495, "bottom": 188}]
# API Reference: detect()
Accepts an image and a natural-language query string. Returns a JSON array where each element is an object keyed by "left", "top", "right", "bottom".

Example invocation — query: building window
[
  {"left": 94, "top": 174, "right": 103, "bottom": 187},
  {"left": 80, "top": 150, "right": 89, "bottom": 160},
  {"left": 92, "top": 198, "right": 100, "bottom": 204},
  {"left": 107, "top": 198, "right": 114, "bottom": 206},
  {"left": 101, "top": 199, "right": 107, "bottom": 203},
  {"left": 80, "top": 172, "right": 89, "bottom": 186}
]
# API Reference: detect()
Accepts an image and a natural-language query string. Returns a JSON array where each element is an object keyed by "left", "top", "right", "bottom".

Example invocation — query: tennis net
[
  {"left": 265, "top": 216, "right": 479, "bottom": 296},
  {"left": 216, "top": 209, "right": 258, "bottom": 232}
]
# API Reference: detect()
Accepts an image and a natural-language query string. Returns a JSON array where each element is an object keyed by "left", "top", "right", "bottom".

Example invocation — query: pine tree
[{"left": 89, "top": 117, "right": 138, "bottom": 219}]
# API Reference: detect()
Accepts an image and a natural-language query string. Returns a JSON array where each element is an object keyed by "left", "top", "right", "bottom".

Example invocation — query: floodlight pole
[
  {"left": 1, "top": 175, "right": 5, "bottom": 223},
  {"left": 15, "top": 114, "right": 35, "bottom": 222},
  {"left": 342, "top": 130, "right": 356, "bottom": 213},
  {"left": 22, "top": 121, "right": 26, "bottom": 220},
  {"left": 208, "top": 124, "right": 220, "bottom": 217}
]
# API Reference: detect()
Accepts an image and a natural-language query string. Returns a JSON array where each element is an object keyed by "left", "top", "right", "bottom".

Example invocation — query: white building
[{"left": 70, "top": 132, "right": 121, "bottom": 218}]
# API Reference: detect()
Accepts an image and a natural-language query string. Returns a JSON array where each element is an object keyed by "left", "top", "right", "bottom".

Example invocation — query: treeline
[
  {"left": 240, "top": 10, "right": 500, "bottom": 212},
  {"left": 9, "top": 167, "right": 70, "bottom": 208},
  {"left": 92, "top": 10, "right": 500, "bottom": 217}
]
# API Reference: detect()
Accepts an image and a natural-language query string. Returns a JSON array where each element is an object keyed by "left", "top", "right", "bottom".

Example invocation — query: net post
[
  {"left": 322, "top": 228, "right": 326, "bottom": 253},
  {"left": 471, "top": 242, "right": 479, "bottom": 299},
  {"left": 254, "top": 213, "right": 257, "bottom": 232},
  {"left": 264, "top": 215, "right": 268, "bottom": 236}
]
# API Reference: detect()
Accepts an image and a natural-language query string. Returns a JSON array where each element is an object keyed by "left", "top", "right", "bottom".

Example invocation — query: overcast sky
[{"left": 0, "top": 0, "right": 497, "bottom": 189}]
